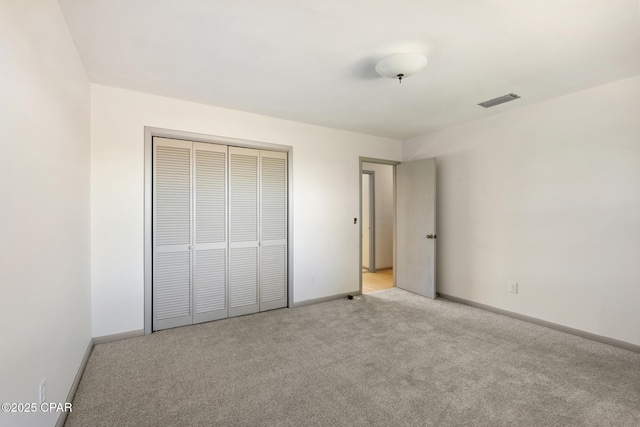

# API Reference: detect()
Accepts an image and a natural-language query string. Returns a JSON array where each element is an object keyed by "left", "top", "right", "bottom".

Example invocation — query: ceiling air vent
[{"left": 478, "top": 93, "right": 521, "bottom": 108}]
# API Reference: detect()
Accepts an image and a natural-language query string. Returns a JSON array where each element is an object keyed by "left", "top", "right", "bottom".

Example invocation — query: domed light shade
[{"left": 375, "top": 53, "right": 428, "bottom": 82}]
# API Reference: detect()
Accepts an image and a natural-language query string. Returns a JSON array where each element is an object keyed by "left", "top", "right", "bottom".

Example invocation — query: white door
[
  {"left": 396, "top": 158, "right": 436, "bottom": 298},
  {"left": 228, "top": 148, "right": 289, "bottom": 315},
  {"left": 228, "top": 147, "right": 260, "bottom": 317},
  {"left": 259, "top": 150, "right": 288, "bottom": 311},
  {"left": 153, "top": 138, "right": 193, "bottom": 330},
  {"left": 192, "top": 142, "right": 228, "bottom": 323},
  {"left": 153, "top": 138, "right": 229, "bottom": 330}
]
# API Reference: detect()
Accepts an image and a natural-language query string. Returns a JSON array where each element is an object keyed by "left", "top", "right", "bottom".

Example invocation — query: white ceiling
[{"left": 59, "top": 0, "right": 640, "bottom": 140}]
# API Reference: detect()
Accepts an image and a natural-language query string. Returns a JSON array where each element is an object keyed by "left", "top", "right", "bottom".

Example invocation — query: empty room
[{"left": 1, "top": 0, "right": 639, "bottom": 426}]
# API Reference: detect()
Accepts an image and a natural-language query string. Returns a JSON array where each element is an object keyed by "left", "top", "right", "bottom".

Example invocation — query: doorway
[
  {"left": 360, "top": 161, "right": 395, "bottom": 294},
  {"left": 359, "top": 157, "right": 437, "bottom": 298}
]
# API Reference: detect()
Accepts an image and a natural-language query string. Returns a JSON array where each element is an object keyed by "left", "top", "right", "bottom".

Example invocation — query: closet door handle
[{"left": 188, "top": 245, "right": 193, "bottom": 250}]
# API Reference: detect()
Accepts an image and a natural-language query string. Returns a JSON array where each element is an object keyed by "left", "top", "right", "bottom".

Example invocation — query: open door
[{"left": 396, "top": 158, "right": 436, "bottom": 299}]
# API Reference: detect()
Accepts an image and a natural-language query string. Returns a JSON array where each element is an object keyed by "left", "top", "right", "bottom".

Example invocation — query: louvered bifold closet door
[
  {"left": 228, "top": 147, "right": 260, "bottom": 317},
  {"left": 193, "top": 142, "right": 228, "bottom": 323},
  {"left": 259, "top": 150, "right": 288, "bottom": 311},
  {"left": 153, "top": 138, "right": 193, "bottom": 330}
]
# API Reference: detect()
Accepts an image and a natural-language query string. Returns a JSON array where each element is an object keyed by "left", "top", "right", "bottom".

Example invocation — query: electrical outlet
[
  {"left": 508, "top": 281, "right": 518, "bottom": 294},
  {"left": 39, "top": 378, "right": 46, "bottom": 405}
]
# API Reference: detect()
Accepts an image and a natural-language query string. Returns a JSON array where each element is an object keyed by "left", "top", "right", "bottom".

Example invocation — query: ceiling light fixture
[{"left": 375, "top": 53, "right": 428, "bottom": 83}]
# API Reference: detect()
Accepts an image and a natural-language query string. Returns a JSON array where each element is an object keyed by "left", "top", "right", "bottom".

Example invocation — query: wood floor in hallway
[{"left": 362, "top": 268, "right": 394, "bottom": 294}]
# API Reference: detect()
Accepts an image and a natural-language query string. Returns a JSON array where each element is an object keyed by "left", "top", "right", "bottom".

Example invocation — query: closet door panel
[
  {"left": 261, "top": 154, "right": 287, "bottom": 241},
  {"left": 195, "top": 144, "right": 227, "bottom": 244},
  {"left": 153, "top": 138, "right": 193, "bottom": 330},
  {"left": 260, "top": 245, "right": 286, "bottom": 310},
  {"left": 228, "top": 147, "right": 259, "bottom": 316},
  {"left": 229, "top": 246, "right": 259, "bottom": 316},
  {"left": 154, "top": 252, "right": 191, "bottom": 319},
  {"left": 260, "top": 150, "right": 287, "bottom": 311},
  {"left": 193, "top": 248, "right": 227, "bottom": 322},
  {"left": 193, "top": 142, "right": 228, "bottom": 323}
]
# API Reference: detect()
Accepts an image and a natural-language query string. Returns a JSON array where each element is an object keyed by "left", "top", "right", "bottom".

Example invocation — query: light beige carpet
[{"left": 66, "top": 289, "right": 640, "bottom": 426}]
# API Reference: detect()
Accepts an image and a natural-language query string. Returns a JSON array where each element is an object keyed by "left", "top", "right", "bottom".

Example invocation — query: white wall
[
  {"left": 90, "top": 84, "right": 401, "bottom": 337},
  {"left": 404, "top": 75, "right": 640, "bottom": 346},
  {"left": 0, "top": 1, "right": 92, "bottom": 426},
  {"left": 362, "top": 162, "right": 394, "bottom": 269}
]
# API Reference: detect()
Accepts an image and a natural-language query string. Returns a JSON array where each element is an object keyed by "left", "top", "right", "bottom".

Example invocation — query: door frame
[
  {"left": 362, "top": 170, "right": 375, "bottom": 272},
  {"left": 359, "top": 157, "right": 401, "bottom": 294},
  {"left": 144, "top": 127, "right": 293, "bottom": 335}
]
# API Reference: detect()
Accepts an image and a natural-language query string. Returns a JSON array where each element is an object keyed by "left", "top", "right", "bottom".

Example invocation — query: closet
[{"left": 152, "top": 137, "right": 287, "bottom": 331}]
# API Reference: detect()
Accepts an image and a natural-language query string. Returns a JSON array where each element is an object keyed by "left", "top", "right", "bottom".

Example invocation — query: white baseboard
[
  {"left": 438, "top": 293, "right": 640, "bottom": 354},
  {"left": 56, "top": 339, "right": 93, "bottom": 427},
  {"left": 93, "top": 329, "right": 144, "bottom": 345},
  {"left": 292, "top": 291, "right": 359, "bottom": 308}
]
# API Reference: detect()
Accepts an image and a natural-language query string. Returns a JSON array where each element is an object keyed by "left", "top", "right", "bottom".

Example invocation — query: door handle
[{"left": 426, "top": 234, "right": 436, "bottom": 239}]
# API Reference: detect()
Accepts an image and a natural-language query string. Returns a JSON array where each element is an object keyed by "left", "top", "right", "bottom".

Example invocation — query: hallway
[{"left": 362, "top": 269, "right": 393, "bottom": 294}]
